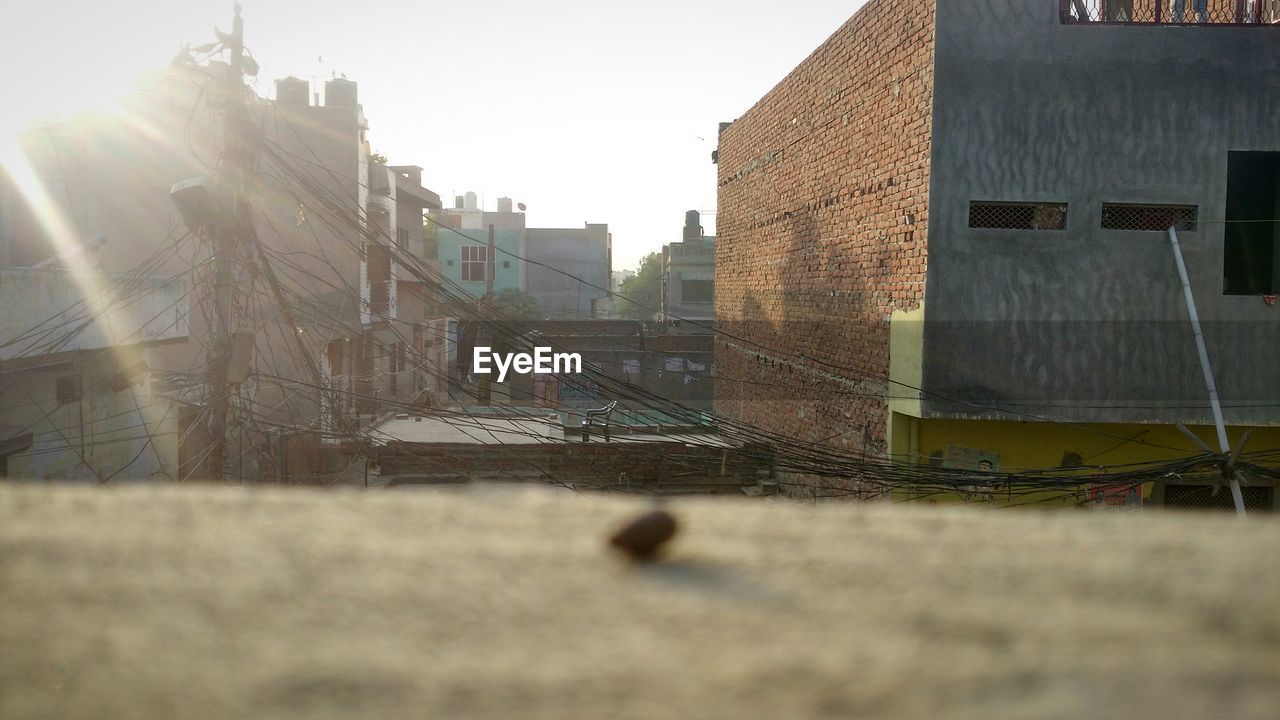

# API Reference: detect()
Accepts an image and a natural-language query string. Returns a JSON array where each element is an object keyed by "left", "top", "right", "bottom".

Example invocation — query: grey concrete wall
[
  {"left": 525, "top": 225, "right": 611, "bottom": 319},
  {"left": 922, "top": 0, "right": 1280, "bottom": 425},
  {"left": 662, "top": 238, "right": 715, "bottom": 323}
]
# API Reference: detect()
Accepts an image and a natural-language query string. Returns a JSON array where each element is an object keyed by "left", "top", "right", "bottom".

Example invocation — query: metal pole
[
  {"left": 1167, "top": 226, "right": 1246, "bottom": 516},
  {"left": 485, "top": 223, "right": 496, "bottom": 300}
]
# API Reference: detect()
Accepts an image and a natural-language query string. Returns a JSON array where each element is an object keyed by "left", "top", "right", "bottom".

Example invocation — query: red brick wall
[
  {"left": 376, "top": 442, "right": 774, "bottom": 495},
  {"left": 714, "top": 0, "right": 934, "bottom": 474}
]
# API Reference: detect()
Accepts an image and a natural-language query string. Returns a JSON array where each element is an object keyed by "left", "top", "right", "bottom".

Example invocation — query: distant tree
[
  {"left": 491, "top": 288, "right": 543, "bottom": 321},
  {"left": 619, "top": 252, "right": 661, "bottom": 321}
]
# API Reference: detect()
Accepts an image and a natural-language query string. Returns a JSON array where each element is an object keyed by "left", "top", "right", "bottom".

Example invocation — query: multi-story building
[
  {"left": 432, "top": 195, "right": 612, "bottom": 319},
  {"left": 0, "top": 268, "right": 188, "bottom": 480},
  {"left": 431, "top": 194, "right": 527, "bottom": 304},
  {"left": 2, "top": 63, "right": 446, "bottom": 479},
  {"left": 660, "top": 210, "right": 715, "bottom": 327},
  {"left": 714, "top": 0, "right": 1280, "bottom": 506},
  {"left": 526, "top": 222, "right": 611, "bottom": 319}
]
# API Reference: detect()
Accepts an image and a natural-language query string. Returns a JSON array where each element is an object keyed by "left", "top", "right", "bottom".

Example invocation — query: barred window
[
  {"left": 1162, "top": 484, "right": 1274, "bottom": 512},
  {"left": 1101, "top": 203, "right": 1197, "bottom": 231},
  {"left": 969, "top": 202, "right": 1067, "bottom": 230}
]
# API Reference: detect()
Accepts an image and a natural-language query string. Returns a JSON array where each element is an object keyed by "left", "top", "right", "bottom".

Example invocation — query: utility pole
[
  {"left": 205, "top": 2, "right": 253, "bottom": 481},
  {"left": 485, "top": 223, "right": 496, "bottom": 300}
]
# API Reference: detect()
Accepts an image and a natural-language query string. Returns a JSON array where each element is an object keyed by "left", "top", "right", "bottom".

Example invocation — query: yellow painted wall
[{"left": 887, "top": 413, "right": 1280, "bottom": 508}]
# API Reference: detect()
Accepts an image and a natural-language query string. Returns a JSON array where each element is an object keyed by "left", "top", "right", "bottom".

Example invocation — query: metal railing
[{"left": 1061, "top": 0, "right": 1280, "bottom": 24}]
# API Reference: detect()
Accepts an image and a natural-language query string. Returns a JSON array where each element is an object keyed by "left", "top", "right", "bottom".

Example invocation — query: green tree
[
  {"left": 491, "top": 288, "right": 543, "bottom": 321},
  {"left": 619, "top": 252, "right": 661, "bottom": 321}
]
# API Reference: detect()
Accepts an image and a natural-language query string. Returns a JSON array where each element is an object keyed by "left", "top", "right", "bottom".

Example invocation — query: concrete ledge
[{"left": 1, "top": 484, "right": 1277, "bottom": 719}]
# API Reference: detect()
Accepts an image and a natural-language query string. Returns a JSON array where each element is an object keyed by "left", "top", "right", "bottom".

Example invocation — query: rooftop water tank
[
  {"left": 275, "top": 77, "right": 309, "bottom": 107},
  {"left": 324, "top": 78, "right": 358, "bottom": 108}
]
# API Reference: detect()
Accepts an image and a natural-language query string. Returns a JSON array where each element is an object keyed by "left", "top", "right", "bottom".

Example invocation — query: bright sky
[{"left": 2, "top": 0, "right": 866, "bottom": 270}]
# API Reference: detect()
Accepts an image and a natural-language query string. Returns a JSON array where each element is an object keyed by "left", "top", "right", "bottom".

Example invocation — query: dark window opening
[
  {"left": 1223, "top": 151, "right": 1279, "bottom": 295},
  {"left": 969, "top": 202, "right": 1067, "bottom": 230},
  {"left": 56, "top": 375, "right": 82, "bottom": 406},
  {"left": 1101, "top": 203, "right": 1197, "bottom": 231},
  {"left": 682, "top": 279, "right": 714, "bottom": 303},
  {"left": 1162, "top": 484, "right": 1274, "bottom": 512},
  {"left": 366, "top": 243, "right": 392, "bottom": 315},
  {"left": 326, "top": 340, "right": 344, "bottom": 375}
]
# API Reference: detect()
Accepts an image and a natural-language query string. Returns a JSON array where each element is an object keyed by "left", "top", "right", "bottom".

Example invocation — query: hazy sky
[{"left": 3, "top": 0, "right": 867, "bottom": 270}]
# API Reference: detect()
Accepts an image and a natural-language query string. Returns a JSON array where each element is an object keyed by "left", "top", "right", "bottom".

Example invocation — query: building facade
[
  {"left": 2, "top": 64, "right": 447, "bottom": 479},
  {"left": 715, "top": 0, "right": 1280, "bottom": 503},
  {"left": 431, "top": 194, "right": 527, "bottom": 303},
  {"left": 431, "top": 195, "right": 612, "bottom": 319},
  {"left": 526, "top": 223, "right": 612, "bottom": 319},
  {"left": 661, "top": 210, "right": 716, "bottom": 327},
  {"left": 0, "top": 269, "right": 188, "bottom": 480}
]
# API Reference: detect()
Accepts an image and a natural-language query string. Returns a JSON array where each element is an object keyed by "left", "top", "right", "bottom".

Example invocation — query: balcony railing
[{"left": 1062, "top": 0, "right": 1279, "bottom": 24}]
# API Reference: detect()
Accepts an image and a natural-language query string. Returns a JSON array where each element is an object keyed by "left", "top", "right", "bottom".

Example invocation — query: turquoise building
[{"left": 435, "top": 226, "right": 525, "bottom": 298}]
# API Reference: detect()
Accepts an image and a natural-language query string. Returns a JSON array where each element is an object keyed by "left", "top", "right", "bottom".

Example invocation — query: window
[
  {"left": 366, "top": 243, "right": 391, "bottom": 315},
  {"left": 392, "top": 342, "right": 405, "bottom": 373},
  {"left": 1162, "top": 484, "right": 1274, "bottom": 512},
  {"left": 1223, "top": 152, "right": 1279, "bottom": 295},
  {"left": 682, "top": 279, "right": 714, "bottom": 303},
  {"left": 968, "top": 202, "right": 1066, "bottom": 230},
  {"left": 396, "top": 227, "right": 408, "bottom": 250},
  {"left": 461, "top": 245, "right": 489, "bottom": 282},
  {"left": 56, "top": 375, "right": 82, "bottom": 405},
  {"left": 326, "top": 340, "right": 344, "bottom": 375},
  {"left": 1101, "top": 204, "right": 1197, "bottom": 232}
]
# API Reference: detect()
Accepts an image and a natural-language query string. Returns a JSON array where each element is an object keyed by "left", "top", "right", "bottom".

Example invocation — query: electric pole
[
  {"left": 486, "top": 223, "right": 496, "bottom": 300},
  {"left": 205, "top": 2, "right": 253, "bottom": 481}
]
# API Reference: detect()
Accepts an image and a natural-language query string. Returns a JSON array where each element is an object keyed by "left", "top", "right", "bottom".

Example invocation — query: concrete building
[
  {"left": 660, "top": 210, "right": 715, "bottom": 327},
  {"left": 431, "top": 195, "right": 612, "bottom": 319},
  {"left": 526, "top": 223, "right": 612, "bottom": 319},
  {"left": 714, "top": 0, "right": 1280, "bottom": 506},
  {"left": 0, "top": 268, "right": 188, "bottom": 480},
  {"left": 1, "top": 63, "right": 446, "bottom": 479},
  {"left": 431, "top": 194, "right": 527, "bottom": 305}
]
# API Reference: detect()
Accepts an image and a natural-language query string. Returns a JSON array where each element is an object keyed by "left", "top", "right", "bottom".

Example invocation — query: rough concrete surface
[{"left": 1, "top": 484, "right": 1277, "bottom": 720}]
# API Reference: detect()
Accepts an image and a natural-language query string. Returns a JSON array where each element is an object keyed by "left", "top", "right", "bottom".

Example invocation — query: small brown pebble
[{"left": 609, "top": 510, "right": 678, "bottom": 560}]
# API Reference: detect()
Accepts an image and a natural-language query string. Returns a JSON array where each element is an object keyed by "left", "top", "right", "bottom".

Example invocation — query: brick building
[{"left": 715, "top": 0, "right": 1280, "bottom": 503}]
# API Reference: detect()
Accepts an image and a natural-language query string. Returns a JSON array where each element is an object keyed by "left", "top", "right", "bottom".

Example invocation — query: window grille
[
  {"left": 968, "top": 202, "right": 1067, "bottom": 230},
  {"left": 1162, "top": 484, "right": 1274, "bottom": 512},
  {"left": 1101, "top": 203, "right": 1197, "bottom": 231}
]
